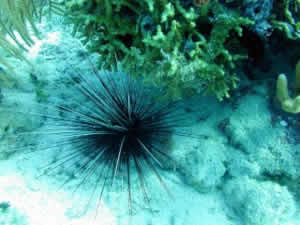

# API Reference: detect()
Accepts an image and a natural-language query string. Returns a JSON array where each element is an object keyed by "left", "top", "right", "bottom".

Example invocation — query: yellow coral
[{"left": 276, "top": 61, "right": 300, "bottom": 113}]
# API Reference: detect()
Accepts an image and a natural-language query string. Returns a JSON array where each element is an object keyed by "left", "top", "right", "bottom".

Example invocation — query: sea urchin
[{"left": 15, "top": 61, "right": 191, "bottom": 214}]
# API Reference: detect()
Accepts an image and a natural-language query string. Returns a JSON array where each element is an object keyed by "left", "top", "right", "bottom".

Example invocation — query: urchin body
[{"left": 24, "top": 66, "right": 188, "bottom": 213}]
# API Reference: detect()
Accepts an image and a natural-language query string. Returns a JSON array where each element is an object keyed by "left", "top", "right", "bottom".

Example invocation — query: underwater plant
[{"left": 0, "top": 0, "right": 63, "bottom": 71}]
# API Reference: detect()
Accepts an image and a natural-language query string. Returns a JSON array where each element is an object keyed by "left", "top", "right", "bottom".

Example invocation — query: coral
[
  {"left": 224, "top": 177, "right": 296, "bottom": 225},
  {"left": 228, "top": 0, "right": 300, "bottom": 40},
  {"left": 62, "top": 0, "right": 253, "bottom": 100},
  {"left": 242, "top": 0, "right": 274, "bottom": 38},
  {"left": 271, "top": 0, "right": 300, "bottom": 40},
  {"left": 276, "top": 60, "right": 300, "bottom": 114},
  {"left": 173, "top": 137, "right": 227, "bottom": 192},
  {"left": 224, "top": 89, "right": 298, "bottom": 178},
  {"left": 276, "top": 74, "right": 300, "bottom": 113}
]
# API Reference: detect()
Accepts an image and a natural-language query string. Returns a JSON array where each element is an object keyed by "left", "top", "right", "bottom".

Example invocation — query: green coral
[
  {"left": 271, "top": 0, "right": 300, "bottom": 40},
  {"left": 63, "top": 0, "right": 253, "bottom": 100}
]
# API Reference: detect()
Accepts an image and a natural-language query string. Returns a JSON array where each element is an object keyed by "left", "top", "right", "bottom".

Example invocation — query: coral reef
[
  {"left": 62, "top": 0, "right": 253, "bottom": 100},
  {"left": 224, "top": 88, "right": 299, "bottom": 179},
  {"left": 271, "top": 0, "right": 300, "bottom": 40},
  {"left": 224, "top": 177, "right": 296, "bottom": 225},
  {"left": 242, "top": 0, "right": 274, "bottom": 38},
  {"left": 0, "top": 1, "right": 300, "bottom": 224},
  {"left": 1, "top": 0, "right": 300, "bottom": 100},
  {"left": 172, "top": 135, "right": 228, "bottom": 192},
  {"left": 276, "top": 60, "right": 300, "bottom": 114}
]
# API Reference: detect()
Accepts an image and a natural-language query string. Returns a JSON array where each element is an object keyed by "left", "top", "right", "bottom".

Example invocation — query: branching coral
[
  {"left": 276, "top": 60, "right": 300, "bottom": 113},
  {"left": 271, "top": 0, "right": 300, "bottom": 40},
  {"left": 63, "top": 0, "right": 253, "bottom": 100}
]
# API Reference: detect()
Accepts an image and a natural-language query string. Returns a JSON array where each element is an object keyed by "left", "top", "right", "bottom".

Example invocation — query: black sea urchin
[{"left": 16, "top": 62, "right": 192, "bottom": 214}]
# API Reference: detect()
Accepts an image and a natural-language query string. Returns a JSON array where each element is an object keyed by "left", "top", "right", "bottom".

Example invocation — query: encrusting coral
[{"left": 276, "top": 60, "right": 300, "bottom": 113}]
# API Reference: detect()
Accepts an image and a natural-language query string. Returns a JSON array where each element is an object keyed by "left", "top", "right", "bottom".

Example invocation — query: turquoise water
[{"left": 0, "top": 12, "right": 300, "bottom": 225}]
